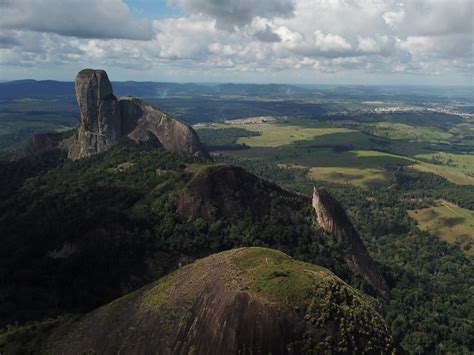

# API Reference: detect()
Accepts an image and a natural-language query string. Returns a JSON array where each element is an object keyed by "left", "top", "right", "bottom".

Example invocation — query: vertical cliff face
[
  {"left": 68, "top": 69, "right": 122, "bottom": 160},
  {"left": 120, "top": 97, "right": 210, "bottom": 159},
  {"left": 312, "top": 188, "right": 390, "bottom": 300},
  {"left": 63, "top": 69, "right": 209, "bottom": 160}
]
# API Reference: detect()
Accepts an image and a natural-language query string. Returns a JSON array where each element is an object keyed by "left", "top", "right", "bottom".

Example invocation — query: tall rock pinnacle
[
  {"left": 312, "top": 187, "right": 390, "bottom": 300},
  {"left": 68, "top": 69, "right": 121, "bottom": 159},
  {"left": 64, "top": 69, "right": 210, "bottom": 161}
]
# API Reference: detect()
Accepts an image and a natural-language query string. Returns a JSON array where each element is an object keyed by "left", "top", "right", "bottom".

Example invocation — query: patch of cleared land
[
  {"left": 408, "top": 201, "right": 474, "bottom": 256},
  {"left": 309, "top": 167, "right": 393, "bottom": 189},
  {"left": 224, "top": 116, "right": 276, "bottom": 124},
  {"left": 231, "top": 123, "right": 354, "bottom": 147},
  {"left": 214, "top": 122, "right": 474, "bottom": 186},
  {"left": 410, "top": 152, "right": 474, "bottom": 185},
  {"left": 410, "top": 164, "right": 474, "bottom": 185},
  {"left": 362, "top": 101, "right": 385, "bottom": 105},
  {"left": 367, "top": 122, "right": 452, "bottom": 143},
  {"left": 415, "top": 152, "right": 474, "bottom": 175},
  {"left": 449, "top": 123, "right": 474, "bottom": 136}
]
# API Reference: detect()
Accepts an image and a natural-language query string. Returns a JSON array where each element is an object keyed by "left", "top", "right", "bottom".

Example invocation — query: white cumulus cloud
[{"left": 0, "top": 0, "right": 153, "bottom": 40}]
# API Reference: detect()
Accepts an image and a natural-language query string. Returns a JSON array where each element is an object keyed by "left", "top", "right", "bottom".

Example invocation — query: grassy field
[
  {"left": 366, "top": 122, "right": 453, "bottom": 143},
  {"left": 410, "top": 152, "right": 474, "bottom": 185},
  {"left": 415, "top": 152, "right": 474, "bottom": 175},
  {"left": 225, "top": 122, "right": 354, "bottom": 147},
  {"left": 408, "top": 201, "right": 474, "bottom": 256},
  {"left": 206, "top": 119, "right": 474, "bottom": 186},
  {"left": 410, "top": 164, "right": 474, "bottom": 185},
  {"left": 212, "top": 120, "right": 474, "bottom": 187},
  {"left": 309, "top": 167, "right": 393, "bottom": 189},
  {"left": 449, "top": 122, "right": 474, "bottom": 137}
]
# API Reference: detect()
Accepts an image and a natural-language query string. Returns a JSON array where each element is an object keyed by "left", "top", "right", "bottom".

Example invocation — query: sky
[{"left": 0, "top": 0, "right": 472, "bottom": 85}]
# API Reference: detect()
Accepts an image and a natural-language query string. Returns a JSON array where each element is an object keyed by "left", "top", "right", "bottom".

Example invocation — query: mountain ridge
[
  {"left": 0, "top": 69, "right": 400, "bottom": 353},
  {"left": 0, "top": 79, "right": 311, "bottom": 99}
]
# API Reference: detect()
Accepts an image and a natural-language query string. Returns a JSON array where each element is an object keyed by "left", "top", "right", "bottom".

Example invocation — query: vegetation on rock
[{"left": 16, "top": 248, "right": 395, "bottom": 354}]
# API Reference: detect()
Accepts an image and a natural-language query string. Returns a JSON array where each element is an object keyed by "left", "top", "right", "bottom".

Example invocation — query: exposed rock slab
[
  {"left": 120, "top": 96, "right": 210, "bottom": 159},
  {"left": 312, "top": 187, "right": 390, "bottom": 300},
  {"left": 44, "top": 248, "right": 395, "bottom": 354}
]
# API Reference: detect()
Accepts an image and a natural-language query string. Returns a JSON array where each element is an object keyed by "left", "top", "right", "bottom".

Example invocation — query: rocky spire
[
  {"left": 312, "top": 187, "right": 390, "bottom": 300},
  {"left": 65, "top": 69, "right": 210, "bottom": 161},
  {"left": 68, "top": 69, "right": 122, "bottom": 160}
]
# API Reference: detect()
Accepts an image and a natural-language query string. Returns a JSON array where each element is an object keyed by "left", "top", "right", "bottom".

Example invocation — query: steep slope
[
  {"left": 312, "top": 188, "right": 390, "bottom": 300},
  {"left": 67, "top": 69, "right": 209, "bottom": 160},
  {"left": 2, "top": 138, "right": 386, "bottom": 335},
  {"left": 120, "top": 96, "right": 210, "bottom": 159},
  {"left": 177, "top": 164, "right": 302, "bottom": 221},
  {"left": 1, "top": 142, "right": 347, "bottom": 328},
  {"left": 41, "top": 248, "right": 395, "bottom": 354}
]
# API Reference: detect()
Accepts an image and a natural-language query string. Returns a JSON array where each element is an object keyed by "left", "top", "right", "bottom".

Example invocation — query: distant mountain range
[
  {"left": 0, "top": 79, "right": 311, "bottom": 99},
  {"left": 2, "top": 78, "right": 471, "bottom": 103}
]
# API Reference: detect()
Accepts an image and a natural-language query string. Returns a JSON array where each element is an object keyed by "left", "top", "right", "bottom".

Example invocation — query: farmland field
[
  {"left": 204, "top": 118, "right": 474, "bottom": 187},
  {"left": 367, "top": 122, "right": 453, "bottom": 143},
  {"left": 309, "top": 167, "right": 393, "bottom": 189},
  {"left": 230, "top": 123, "right": 354, "bottom": 147},
  {"left": 411, "top": 151, "right": 474, "bottom": 185},
  {"left": 415, "top": 152, "right": 474, "bottom": 175},
  {"left": 408, "top": 201, "right": 474, "bottom": 255}
]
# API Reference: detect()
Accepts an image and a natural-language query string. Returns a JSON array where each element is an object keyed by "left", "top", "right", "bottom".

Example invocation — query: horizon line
[{"left": 1, "top": 78, "right": 472, "bottom": 88}]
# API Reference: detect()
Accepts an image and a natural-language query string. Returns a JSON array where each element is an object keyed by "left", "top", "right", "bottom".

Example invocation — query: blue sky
[
  {"left": 0, "top": 0, "right": 472, "bottom": 85},
  {"left": 124, "top": 0, "right": 182, "bottom": 19}
]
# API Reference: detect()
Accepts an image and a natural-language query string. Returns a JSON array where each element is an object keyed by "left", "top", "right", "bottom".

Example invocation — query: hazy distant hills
[
  {"left": 0, "top": 79, "right": 311, "bottom": 99},
  {"left": 1, "top": 79, "right": 472, "bottom": 103},
  {"left": 0, "top": 80, "right": 76, "bottom": 99}
]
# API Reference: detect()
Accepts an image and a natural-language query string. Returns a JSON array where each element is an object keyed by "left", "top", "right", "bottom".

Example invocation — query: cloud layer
[
  {"left": 0, "top": 0, "right": 153, "bottom": 40},
  {"left": 0, "top": 0, "right": 472, "bottom": 83},
  {"left": 174, "top": 0, "right": 294, "bottom": 29}
]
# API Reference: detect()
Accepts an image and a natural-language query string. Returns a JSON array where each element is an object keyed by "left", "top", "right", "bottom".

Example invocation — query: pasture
[
  {"left": 229, "top": 122, "right": 354, "bottom": 147},
  {"left": 408, "top": 201, "right": 474, "bottom": 256},
  {"left": 309, "top": 167, "right": 393, "bottom": 189},
  {"left": 367, "top": 122, "right": 453, "bottom": 143}
]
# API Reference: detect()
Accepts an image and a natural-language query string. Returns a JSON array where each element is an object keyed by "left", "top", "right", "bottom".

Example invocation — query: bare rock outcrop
[
  {"left": 68, "top": 69, "right": 122, "bottom": 160},
  {"left": 13, "top": 69, "right": 209, "bottom": 161},
  {"left": 13, "top": 134, "right": 58, "bottom": 160},
  {"left": 312, "top": 187, "right": 390, "bottom": 300},
  {"left": 65, "top": 69, "right": 209, "bottom": 160},
  {"left": 44, "top": 248, "right": 395, "bottom": 354},
  {"left": 120, "top": 96, "right": 210, "bottom": 159}
]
